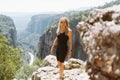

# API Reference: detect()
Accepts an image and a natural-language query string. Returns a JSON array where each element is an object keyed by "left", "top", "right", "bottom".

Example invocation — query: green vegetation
[
  {"left": 15, "top": 57, "right": 43, "bottom": 79},
  {"left": 15, "top": 64, "right": 38, "bottom": 79},
  {"left": 33, "top": 57, "right": 43, "bottom": 67},
  {"left": 0, "top": 32, "right": 21, "bottom": 80}
]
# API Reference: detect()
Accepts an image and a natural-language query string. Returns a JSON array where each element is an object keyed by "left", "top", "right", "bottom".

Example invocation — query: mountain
[
  {"left": 12, "top": 14, "right": 31, "bottom": 31},
  {"left": 18, "top": 14, "right": 61, "bottom": 52},
  {"left": 0, "top": 12, "right": 33, "bottom": 32},
  {"left": 26, "top": 12, "right": 80, "bottom": 34},
  {"left": 26, "top": 14, "right": 58, "bottom": 34},
  {"left": 97, "top": 0, "right": 120, "bottom": 9},
  {"left": 0, "top": 14, "right": 17, "bottom": 47}
]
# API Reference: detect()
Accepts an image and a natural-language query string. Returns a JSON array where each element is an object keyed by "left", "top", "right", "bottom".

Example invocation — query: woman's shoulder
[
  {"left": 68, "top": 28, "right": 72, "bottom": 33},
  {"left": 67, "top": 28, "right": 72, "bottom": 36}
]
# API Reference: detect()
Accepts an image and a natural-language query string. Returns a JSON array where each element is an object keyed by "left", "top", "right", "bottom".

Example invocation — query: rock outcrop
[
  {"left": 77, "top": 5, "right": 120, "bottom": 80},
  {"left": 0, "top": 15, "right": 17, "bottom": 47},
  {"left": 32, "top": 55, "right": 89, "bottom": 80},
  {"left": 42, "top": 55, "right": 58, "bottom": 67}
]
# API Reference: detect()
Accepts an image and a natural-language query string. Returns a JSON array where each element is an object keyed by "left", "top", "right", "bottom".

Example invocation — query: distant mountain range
[{"left": 0, "top": 6, "right": 92, "bottom": 32}]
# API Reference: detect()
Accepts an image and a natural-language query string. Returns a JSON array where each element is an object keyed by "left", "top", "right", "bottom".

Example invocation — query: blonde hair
[{"left": 56, "top": 17, "right": 69, "bottom": 35}]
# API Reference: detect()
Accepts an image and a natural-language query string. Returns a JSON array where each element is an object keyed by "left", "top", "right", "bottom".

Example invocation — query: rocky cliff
[
  {"left": 0, "top": 14, "right": 17, "bottom": 47},
  {"left": 37, "top": 24, "right": 57, "bottom": 59},
  {"left": 77, "top": 5, "right": 120, "bottom": 80},
  {"left": 26, "top": 14, "right": 59, "bottom": 34}
]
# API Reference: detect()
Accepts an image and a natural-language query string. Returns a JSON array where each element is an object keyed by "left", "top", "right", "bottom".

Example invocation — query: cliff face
[
  {"left": 18, "top": 14, "right": 62, "bottom": 52},
  {"left": 26, "top": 14, "right": 58, "bottom": 34},
  {"left": 37, "top": 16, "right": 87, "bottom": 60},
  {"left": 0, "top": 15, "right": 17, "bottom": 47},
  {"left": 37, "top": 24, "right": 57, "bottom": 59},
  {"left": 77, "top": 5, "right": 120, "bottom": 80}
]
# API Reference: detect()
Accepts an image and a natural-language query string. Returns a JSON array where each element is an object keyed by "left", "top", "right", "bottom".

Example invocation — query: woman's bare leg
[
  {"left": 58, "top": 61, "right": 60, "bottom": 67},
  {"left": 59, "top": 62, "right": 64, "bottom": 79}
]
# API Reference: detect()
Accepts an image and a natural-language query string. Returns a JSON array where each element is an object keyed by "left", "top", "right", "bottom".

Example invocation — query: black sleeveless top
[
  {"left": 56, "top": 32, "right": 69, "bottom": 62},
  {"left": 57, "top": 32, "right": 69, "bottom": 46}
]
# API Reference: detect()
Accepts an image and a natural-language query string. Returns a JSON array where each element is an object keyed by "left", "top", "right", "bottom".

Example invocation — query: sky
[{"left": 0, "top": 0, "right": 114, "bottom": 13}]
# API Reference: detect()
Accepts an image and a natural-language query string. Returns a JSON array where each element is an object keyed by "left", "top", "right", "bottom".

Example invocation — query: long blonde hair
[{"left": 56, "top": 17, "right": 69, "bottom": 35}]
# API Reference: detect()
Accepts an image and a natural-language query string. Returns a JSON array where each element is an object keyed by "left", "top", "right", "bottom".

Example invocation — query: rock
[
  {"left": 42, "top": 55, "right": 86, "bottom": 69},
  {"left": 32, "top": 66, "right": 89, "bottom": 80},
  {"left": 32, "top": 55, "right": 89, "bottom": 80},
  {"left": 42, "top": 55, "right": 58, "bottom": 67},
  {"left": 77, "top": 5, "right": 120, "bottom": 80},
  {"left": 64, "top": 58, "right": 85, "bottom": 70}
]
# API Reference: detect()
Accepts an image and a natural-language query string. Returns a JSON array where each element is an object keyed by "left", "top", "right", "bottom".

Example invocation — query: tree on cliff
[{"left": 0, "top": 32, "right": 22, "bottom": 80}]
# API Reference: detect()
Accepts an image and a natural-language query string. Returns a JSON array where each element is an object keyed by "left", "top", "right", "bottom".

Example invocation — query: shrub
[{"left": 0, "top": 32, "right": 22, "bottom": 80}]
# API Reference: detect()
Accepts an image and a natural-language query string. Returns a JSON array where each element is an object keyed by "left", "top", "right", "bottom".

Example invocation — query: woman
[{"left": 50, "top": 17, "right": 72, "bottom": 79}]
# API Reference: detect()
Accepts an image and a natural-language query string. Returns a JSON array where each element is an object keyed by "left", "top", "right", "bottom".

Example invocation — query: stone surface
[
  {"left": 32, "top": 55, "right": 89, "bottom": 80},
  {"left": 77, "top": 5, "right": 120, "bottom": 80},
  {"left": 42, "top": 55, "right": 58, "bottom": 67},
  {"left": 64, "top": 58, "right": 85, "bottom": 70}
]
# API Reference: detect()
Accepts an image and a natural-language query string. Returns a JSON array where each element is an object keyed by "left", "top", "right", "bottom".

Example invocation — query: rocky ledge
[{"left": 32, "top": 55, "right": 89, "bottom": 80}]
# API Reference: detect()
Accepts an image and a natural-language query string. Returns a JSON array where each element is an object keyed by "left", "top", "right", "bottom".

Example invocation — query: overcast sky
[{"left": 0, "top": 0, "right": 114, "bottom": 12}]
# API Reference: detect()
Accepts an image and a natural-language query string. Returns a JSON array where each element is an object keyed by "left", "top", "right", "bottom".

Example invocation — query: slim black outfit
[{"left": 56, "top": 32, "right": 69, "bottom": 62}]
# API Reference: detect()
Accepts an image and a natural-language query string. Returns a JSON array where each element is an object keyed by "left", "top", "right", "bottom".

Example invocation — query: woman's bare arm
[
  {"left": 52, "top": 37, "right": 58, "bottom": 48},
  {"left": 68, "top": 30, "right": 72, "bottom": 58},
  {"left": 50, "top": 37, "right": 58, "bottom": 54}
]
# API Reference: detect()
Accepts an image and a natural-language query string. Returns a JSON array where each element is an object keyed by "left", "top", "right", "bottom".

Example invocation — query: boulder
[
  {"left": 77, "top": 5, "right": 120, "bottom": 80},
  {"left": 64, "top": 58, "right": 85, "bottom": 70},
  {"left": 42, "top": 55, "right": 58, "bottom": 67}
]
